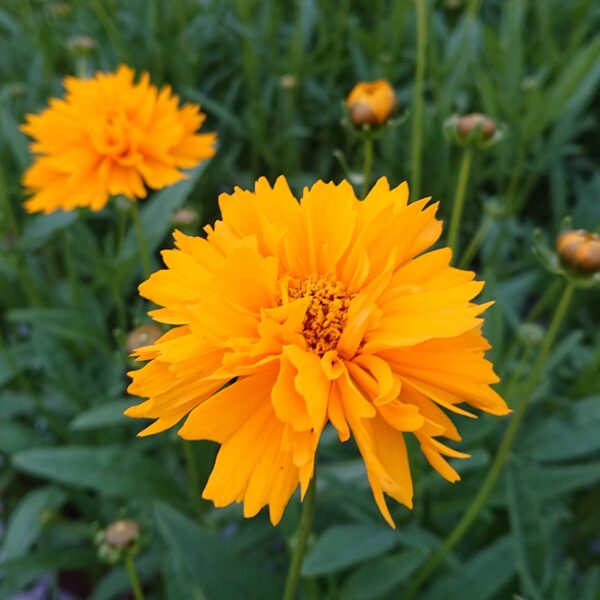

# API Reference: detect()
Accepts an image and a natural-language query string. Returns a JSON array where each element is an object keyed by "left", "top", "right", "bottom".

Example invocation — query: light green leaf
[
  {"left": 302, "top": 524, "right": 397, "bottom": 576},
  {"left": 70, "top": 400, "right": 132, "bottom": 430}
]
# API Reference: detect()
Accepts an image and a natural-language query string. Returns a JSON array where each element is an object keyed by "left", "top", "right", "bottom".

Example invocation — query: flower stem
[
  {"left": 459, "top": 215, "right": 492, "bottom": 268},
  {"left": 131, "top": 202, "right": 151, "bottom": 278},
  {"left": 283, "top": 476, "right": 317, "bottom": 600},
  {"left": 410, "top": 0, "right": 427, "bottom": 199},
  {"left": 61, "top": 228, "right": 82, "bottom": 318},
  {"left": 124, "top": 554, "right": 145, "bottom": 600},
  {"left": 183, "top": 440, "right": 200, "bottom": 501},
  {"left": 402, "top": 280, "right": 575, "bottom": 600},
  {"left": 447, "top": 147, "right": 473, "bottom": 259},
  {"left": 361, "top": 134, "right": 374, "bottom": 199}
]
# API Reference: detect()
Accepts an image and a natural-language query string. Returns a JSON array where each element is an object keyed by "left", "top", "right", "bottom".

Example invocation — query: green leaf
[
  {"left": 527, "top": 461, "right": 600, "bottom": 500},
  {"left": 340, "top": 548, "right": 429, "bottom": 600},
  {"left": 154, "top": 502, "right": 279, "bottom": 600},
  {"left": 70, "top": 400, "right": 132, "bottom": 431},
  {"left": 505, "top": 462, "right": 548, "bottom": 599},
  {"left": 302, "top": 524, "right": 397, "bottom": 576},
  {"left": 423, "top": 537, "right": 515, "bottom": 600},
  {"left": 1, "top": 486, "right": 66, "bottom": 560},
  {"left": 12, "top": 446, "right": 185, "bottom": 503},
  {"left": 19, "top": 211, "right": 78, "bottom": 251},
  {"left": 0, "top": 421, "right": 41, "bottom": 455}
]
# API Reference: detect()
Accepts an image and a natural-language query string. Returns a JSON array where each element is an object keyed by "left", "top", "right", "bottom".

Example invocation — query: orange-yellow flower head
[
  {"left": 126, "top": 177, "right": 509, "bottom": 527},
  {"left": 21, "top": 65, "right": 216, "bottom": 213},
  {"left": 346, "top": 80, "right": 397, "bottom": 126}
]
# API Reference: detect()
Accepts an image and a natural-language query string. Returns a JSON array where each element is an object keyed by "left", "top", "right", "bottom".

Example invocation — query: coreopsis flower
[
  {"left": 126, "top": 177, "right": 508, "bottom": 527},
  {"left": 346, "top": 80, "right": 397, "bottom": 126},
  {"left": 21, "top": 65, "right": 216, "bottom": 213}
]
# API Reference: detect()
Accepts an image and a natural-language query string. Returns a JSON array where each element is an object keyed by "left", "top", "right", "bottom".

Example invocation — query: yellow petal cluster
[
  {"left": 21, "top": 65, "right": 216, "bottom": 213},
  {"left": 126, "top": 177, "right": 509, "bottom": 526}
]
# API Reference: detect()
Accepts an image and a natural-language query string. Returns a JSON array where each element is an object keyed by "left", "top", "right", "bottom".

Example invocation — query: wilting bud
[
  {"left": 68, "top": 36, "right": 97, "bottom": 56},
  {"left": 96, "top": 519, "right": 141, "bottom": 564},
  {"left": 279, "top": 74, "right": 297, "bottom": 90},
  {"left": 126, "top": 324, "right": 162, "bottom": 353},
  {"left": 444, "top": 113, "right": 502, "bottom": 148},
  {"left": 556, "top": 230, "right": 600, "bottom": 274},
  {"left": 172, "top": 207, "right": 199, "bottom": 227},
  {"left": 346, "top": 80, "right": 397, "bottom": 127}
]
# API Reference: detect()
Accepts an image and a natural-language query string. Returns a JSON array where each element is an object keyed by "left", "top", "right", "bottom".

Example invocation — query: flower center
[{"left": 285, "top": 274, "right": 354, "bottom": 356}]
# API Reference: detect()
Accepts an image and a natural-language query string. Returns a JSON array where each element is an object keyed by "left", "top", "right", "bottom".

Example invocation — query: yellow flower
[
  {"left": 346, "top": 80, "right": 397, "bottom": 126},
  {"left": 126, "top": 177, "right": 508, "bottom": 527},
  {"left": 21, "top": 65, "right": 216, "bottom": 213}
]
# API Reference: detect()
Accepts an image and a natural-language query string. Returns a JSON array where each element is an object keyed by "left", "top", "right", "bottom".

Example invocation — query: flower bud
[
  {"left": 346, "top": 80, "right": 397, "bottom": 127},
  {"left": 51, "top": 2, "right": 71, "bottom": 17},
  {"left": 104, "top": 519, "right": 140, "bottom": 549},
  {"left": 126, "top": 324, "right": 162, "bottom": 353},
  {"left": 279, "top": 74, "right": 297, "bottom": 90},
  {"left": 517, "top": 323, "right": 545, "bottom": 347},
  {"left": 172, "top": 207, "right": 199, "bottom": 227},
  {"left": 68, "top": 36, "right": 97, "bottom": 56},
  {"left": 556, "top": 230, "right": 600, "bottom": 274},
  {"left": 444, "top": 113, "right": 502, "bottom": 148}
]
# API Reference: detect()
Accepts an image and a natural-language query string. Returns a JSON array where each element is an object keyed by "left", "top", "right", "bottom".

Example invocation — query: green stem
[
  {"left": 88, "top": 0, "right": 131, "bottom": 63},
  {"left": 402, "top": 281, "right": 575, "bottom": 600},
  {"left": 410, "top": 0, "right": 427, "bottom": 199},
  {"left": 459, "top": 216, "right": 492, "bottom": 268},
  {"left": 131, "top": 202, "right": 151, "bottom": 278},
  {"left": 283, "top": 477, "right": 317, "bottom": 600},
  {"left": 124, "top": 554, "right": 145, "bottom": 600},
  {"left": 466, "top": 0, "right": 481, "bottom": 19},
  {"left": 183, "top": 440, "right": 200, "bottom": 501},
  {"left": 361, "top": 135, "right": 374, "bottom": 199},
  {"left": 447, "top": 147, "right": 473, "bottom": 259},
  {"left": 61, "top": 229, "right": 82, "bottom": 318}
]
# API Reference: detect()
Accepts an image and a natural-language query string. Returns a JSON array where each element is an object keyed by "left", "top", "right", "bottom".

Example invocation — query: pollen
[{"left": 285, "top": 274, "right": 354, "bottom": 356}]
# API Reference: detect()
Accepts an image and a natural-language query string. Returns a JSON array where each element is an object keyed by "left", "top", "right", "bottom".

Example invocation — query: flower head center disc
[{"left": 285, "top": 274, "right": 354, "bottom": 356}]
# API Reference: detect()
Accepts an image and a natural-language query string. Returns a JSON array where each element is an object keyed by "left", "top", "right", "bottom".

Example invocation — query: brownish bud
[
  {"left": 279, "top": 74, "right": 297, "bottom": 90},
  {"left": 556, "top": 230, "right": 600, "bottom": 274},
  {"left": 456, "top": 113, "right": 496, "bottom": 142},
  {"left": 172, "top": 207, "right": 199, "bottom": 226},
  {"left": 126, "top": 324, "right": 162, "bottom": 353},
  {"left": 103, "top": 519, "right": 140, "bottom": 550},
  {"left": 51, "top": 2, "right": 71, "bottom": 17},
  {"left": 346, "top": 80, "right": 397, "bottom": 126},
  {"left": 68, "top": 36, "right": 97, "bottom": 55}
]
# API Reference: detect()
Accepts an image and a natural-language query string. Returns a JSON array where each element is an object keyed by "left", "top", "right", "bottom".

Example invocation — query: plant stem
[
  {"left": 402, "top": 280, "right": 575, "bottom": 600},
  {"left": 410, "top": 0, "right": 427, "bottom": 199},
  {"left": 361, "top": 135, "right": 374, "bottom": 199},
  {"left": 183, "top": 440, "right": 200, "bottom": 501},
  {"left": 130, "top": 202, "right": 151, "bottom": 278},
  {"left": 459, "top": 216, "right": 492, "bottom": 268},
  {"left": 447, "top": 147, "right": 473, "bottom": 259},
  {"left": 124, "top": 554, "right": 145, "bottom": 600},
  {"left": 61, "top": 228, "right": 82, "bottom": 318},
  {"left": 283, "top": 476, "right": 317, "bottom": 600}
]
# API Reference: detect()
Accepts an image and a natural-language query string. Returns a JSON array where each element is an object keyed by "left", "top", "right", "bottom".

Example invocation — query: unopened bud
[
  {"left": 51, "top": 2, "right": 71, "bottom": 17},
  {"left": 346, "top": 80, "right": 397, "bottom": 127},
  {"left": 444, "top": 113, "right": 503, "bottom": 148},
  {"left": 556, "top": 230, "right": 600, "bottom": 274},
  {"left": 104, "top": 519, "right": 140, "bottom": 550},
  {"left": 517, "top": 323, "right": 545, "bottom": 347},
  {"left": 172, "top": 207, "right": 199, "bottom": 227},
  {"left": 279, "top": 74, "right": 297, "bottom": 90},
  {"left": 126, "top": 324, "right": 162, "bottom": 353},
  {"left": 68, "top": 36, "right": 97, "bottom": 56}
]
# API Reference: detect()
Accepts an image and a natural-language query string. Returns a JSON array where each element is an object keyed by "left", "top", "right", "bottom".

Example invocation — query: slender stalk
[
  {"left": 61, "top": 229, "right": 82, "bottom": 318},
  {"left": 361, "top": 135, "right": 374, "bottom": 199},
  {"left": 410, "top": 0, "right": 427, "bottom": 199},
  {"left": 447, "top": 147, "right": 473, "bottom": 259},
  {"left": 183, "top": 440, "right": 200, "bottom": 500},
  {"left": 459, "top": 216, "right": 492, "bottom": 268},
  {"left": 466, "top": 0, "right": 481, "bottom": 19},
  {"left": 124, "top": 554, "right": 145, "bottom": 600},
  {"left": 283, "top": 477, "right": 317, "bottom": 600},
  {"left": 402, "top": 281, "right": 575, "bottom": 600},
  {"left": 130, "top": 202, "right": 151, "bottom": 278}
]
